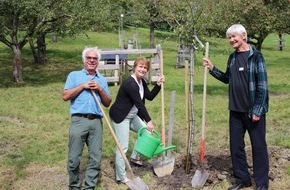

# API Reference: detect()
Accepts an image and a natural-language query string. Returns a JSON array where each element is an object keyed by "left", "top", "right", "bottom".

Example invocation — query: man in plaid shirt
[{"left": 203, "top": 24, "right": 269, "bottom": 190}]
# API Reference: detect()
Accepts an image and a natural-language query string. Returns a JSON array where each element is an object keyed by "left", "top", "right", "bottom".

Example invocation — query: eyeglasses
[{"left": 86, "top": 56, "right": 98, "bottom": 61}]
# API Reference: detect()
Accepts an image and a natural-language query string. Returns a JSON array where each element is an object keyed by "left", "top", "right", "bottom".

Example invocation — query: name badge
[{"left": 239, "top": 67, "right": 244, "bottom": 71}]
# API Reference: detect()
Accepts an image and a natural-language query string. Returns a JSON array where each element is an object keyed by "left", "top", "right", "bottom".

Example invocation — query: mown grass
[{"left": 0, "top": 29, "right": 289, "bottom": 189}]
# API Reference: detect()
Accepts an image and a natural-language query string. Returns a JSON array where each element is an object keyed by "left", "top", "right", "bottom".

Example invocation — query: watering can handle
[{"left": 138, "top": 127, "right": 161, "bottom": 140}]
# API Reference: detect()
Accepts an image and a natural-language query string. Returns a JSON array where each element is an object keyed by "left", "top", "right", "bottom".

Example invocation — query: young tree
[{"left": 166, "top": 0, "right": 206, "bottom": 46}]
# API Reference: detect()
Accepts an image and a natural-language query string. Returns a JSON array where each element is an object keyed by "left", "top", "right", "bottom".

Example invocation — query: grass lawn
[{"left": 0, "top": 29, "right": 289, "bottom": 189}]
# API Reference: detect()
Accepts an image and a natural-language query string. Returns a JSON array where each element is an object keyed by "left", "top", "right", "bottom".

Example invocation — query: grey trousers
[
  {"left": 68, "top": 116, "right": 103, "bottom": 190},
  {"left": 111, "top": 114, "right": 146, "bottom": 181}
]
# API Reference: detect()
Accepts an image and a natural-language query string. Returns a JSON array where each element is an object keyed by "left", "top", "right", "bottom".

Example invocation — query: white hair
[
  {"left": 81, "top": 47, "right": 101, "bottom": 62},
  {"left": 226, "top": 24, "right": 247, "bottom": 42}
]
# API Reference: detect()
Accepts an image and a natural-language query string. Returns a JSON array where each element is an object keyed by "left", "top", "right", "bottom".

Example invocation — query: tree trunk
[
  {"left": 51, "top": 21, "right": 57, "bottom": 42},
  {"left": 249, "top": 33, "right": 267, "bottom": 51},
  {"left": 256, "top": 34, "right": 267, "bottom": 51},
  {"left": 37, "top": 34, "right": 47, "bottom": 64},
  {"left": 149, "top": 22, "right": 155, "bottom": 48},
  {"left": 29, "top": 39, "right": 38, "bottom": 63},
  {"left": 278, "top": 33, "right": 283, "bottom": 51},
  {"left": 52, "top": 31, "right": 57, "bottom": 42},
  {"left": 12, "top": 45, "right": 24, "bottom": 83}
]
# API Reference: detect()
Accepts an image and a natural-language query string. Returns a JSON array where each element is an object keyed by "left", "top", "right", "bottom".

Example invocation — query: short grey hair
[
  {"left": 81, "top": 47, "right": 101, "bottom": 62},
  {"left": 226, "top": 24, "right": 247, "bottom": 42}
]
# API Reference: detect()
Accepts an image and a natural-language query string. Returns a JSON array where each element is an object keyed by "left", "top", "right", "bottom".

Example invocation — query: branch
[
  {"left": 44, "top": 14, "right": 72, "bottom": 24},
  {"left": 0, "top": 35, "right": 12, "bottom": 48}
]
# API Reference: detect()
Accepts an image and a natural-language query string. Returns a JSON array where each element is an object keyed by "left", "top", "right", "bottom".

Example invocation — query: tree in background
[
  {"left": 199, "top": 0, "right": 290, "bottom": 51},
  {"left": 266, "top": 0, "right": 290, "bottom": 51},
  {"left": 165, "top": 0, "right": 289, "bottom": 51},
  {"left": 272, "top": 0, "right": 290, "bottom": 35},
  {"left": 0, "top": 0, "right": 102, "bottom": 83},
  {"left": 125, "top": 0, "right": 171, "bottom": 48},
  {"left": 239, "top": 0, "right": 281, "bottom": 50},
  {"left": 164, "top": 0, "right": 206, "bottom": 46},
  {"left": 1, "top": 0, "right": 289, "bottom": 83}
]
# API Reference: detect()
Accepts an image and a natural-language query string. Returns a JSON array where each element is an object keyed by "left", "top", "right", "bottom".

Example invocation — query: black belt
[{"left": 72, "top": 114, "right": 101, "bottom": 120}]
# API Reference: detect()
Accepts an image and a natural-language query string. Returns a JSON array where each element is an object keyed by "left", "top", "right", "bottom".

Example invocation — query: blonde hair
[
  {"left": 226, "top": 24, "right": 248, "bottom": 42},
  {"left": 133, "top": 57, "right": 150, "bottom": 71}
]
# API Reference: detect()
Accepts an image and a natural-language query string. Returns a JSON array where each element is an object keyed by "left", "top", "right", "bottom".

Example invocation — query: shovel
[
  {"left": 153, "top": 50, "right": 175, "bottom": 177},
  {"left": 91, "top": 90, "right": 148, "bottom": 190},
  {"left": 191, "top": 42, "right": 210, "bottom": 188}
]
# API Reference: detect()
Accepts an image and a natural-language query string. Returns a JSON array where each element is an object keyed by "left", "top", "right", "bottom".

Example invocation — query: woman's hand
[
  {"left": 146, "top": 121, "right": 154, "bottom": 132},
  {"left": 157, "top": 75, "right": 165, "bottom": 86}
]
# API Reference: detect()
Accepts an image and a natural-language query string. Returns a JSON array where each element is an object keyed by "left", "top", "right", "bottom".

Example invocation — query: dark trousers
[{"left": 229, "top": 111, "right": 269, "bottom": 187}]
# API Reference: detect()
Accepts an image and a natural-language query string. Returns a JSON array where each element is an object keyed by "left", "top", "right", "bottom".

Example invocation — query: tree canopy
[
  {"left": 194, "top": 0, "right": 290, "bottom": 50},
  {"left": 1, "top": 0, "right": 289, "bottom": 83},
  {"left": 0, "top": 0, "right": 104, "bottom": 82}
]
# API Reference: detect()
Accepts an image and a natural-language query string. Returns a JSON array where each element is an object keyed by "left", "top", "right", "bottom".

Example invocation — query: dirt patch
[
  {"left": 0, "top": 116, "right": 24, "bottom": 126},
  {"left": 150, "top": 147, "right": 290, "bottom": 189},
  {"left": 148, "top": 146, "right": 290, "bottom": 190},
  {"left": 118, "top": 146, "right": 289, "bottom": 190},
  {"left": 7, "top": 146, "right": 290, "bottom": 190}
]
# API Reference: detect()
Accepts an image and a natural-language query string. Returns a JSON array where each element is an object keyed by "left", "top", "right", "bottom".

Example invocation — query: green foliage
[
  {"left": 264, "top": 0, "right": 290, "bottom": 34},
  {"left": 197, "top": 0, "right": 290, "bottom": 50},
  {"left": 161, "top": 0, "right": 208, "bottom": 45}
]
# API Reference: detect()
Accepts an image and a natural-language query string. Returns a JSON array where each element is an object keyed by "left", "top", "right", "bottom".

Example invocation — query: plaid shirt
[{"left": 210, "top": 45, "right": 269, "bottom": 116}]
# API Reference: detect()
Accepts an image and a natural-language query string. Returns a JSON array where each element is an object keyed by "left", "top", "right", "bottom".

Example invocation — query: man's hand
[
  {"left": 252, "top": 115, "right": 260, "bottom": 122},
  {"left": 203, "top": 58, "right": 214, "bottom": 71},
  {"left": 87, "top": 80, "right": 103, "bottom": 92}
]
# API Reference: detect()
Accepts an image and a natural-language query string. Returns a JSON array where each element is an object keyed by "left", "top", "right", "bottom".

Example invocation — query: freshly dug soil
[{"left": 129, "top": 147, "right": 290, "bottom": 190}]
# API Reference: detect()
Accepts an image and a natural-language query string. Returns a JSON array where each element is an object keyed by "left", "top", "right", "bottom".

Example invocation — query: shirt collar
[{"left": 82, "top": 68, "right": 99, "bottom": 78}]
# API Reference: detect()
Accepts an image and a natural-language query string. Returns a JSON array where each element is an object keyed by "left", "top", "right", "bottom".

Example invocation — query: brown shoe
[{"left": 117, "top": 177, "right": 130, "bottom": 184}]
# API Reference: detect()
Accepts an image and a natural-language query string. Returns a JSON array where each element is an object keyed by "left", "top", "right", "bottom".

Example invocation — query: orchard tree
[
  {"left": 0, "top": 0, "right": 38, "bottom": 83},
  {"left": 127, "top": 0, "right": 171, "bottom": 48},
  {"left": 200, "top": 0, "right": 239, "bottom": 37},
  {"left": 27, "top": 0, "right": 128, "bottom": 64},
  {"left": 0, "top": 0, "right": 103, "bottom": 83},
  {"left": 200, "top": 0, "right": 290, "bottom": 51},
  {"left": 240, "top": 0, "right": 278, "bottom": 50},
  {"left": 266, "top": 0, "right": 290, "bottom": 50},
  {"left": 235, "top": 0, "right": 289, "bottom": 50},
  {"left": 274, "top": 1, "right": 290, "bottom": 35}
]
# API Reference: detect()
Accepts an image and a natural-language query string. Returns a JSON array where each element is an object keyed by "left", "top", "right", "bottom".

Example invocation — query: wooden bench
[{"left": 98, "top": 47, "right": 162, "bottom": 85}]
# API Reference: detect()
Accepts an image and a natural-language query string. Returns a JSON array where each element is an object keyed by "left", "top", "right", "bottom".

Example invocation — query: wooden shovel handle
[
  {"left": 200, "top": 42, "right": 209, "bottom": 162},
  {"left": 91, "top": 90, "right": 134, "bottom": 176},
  {"left": 160, "top": 50, "right": 166, "bottom": 148}
]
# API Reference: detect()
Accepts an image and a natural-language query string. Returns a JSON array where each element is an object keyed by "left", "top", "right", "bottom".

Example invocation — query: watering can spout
[{"left": 153, "top": 145, "right": 176, "bottom": 156}]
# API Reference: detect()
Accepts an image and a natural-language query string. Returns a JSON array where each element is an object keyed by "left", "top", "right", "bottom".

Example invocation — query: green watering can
[{"left": 134, "top": 127, "right": 176, "bottom": 159}]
